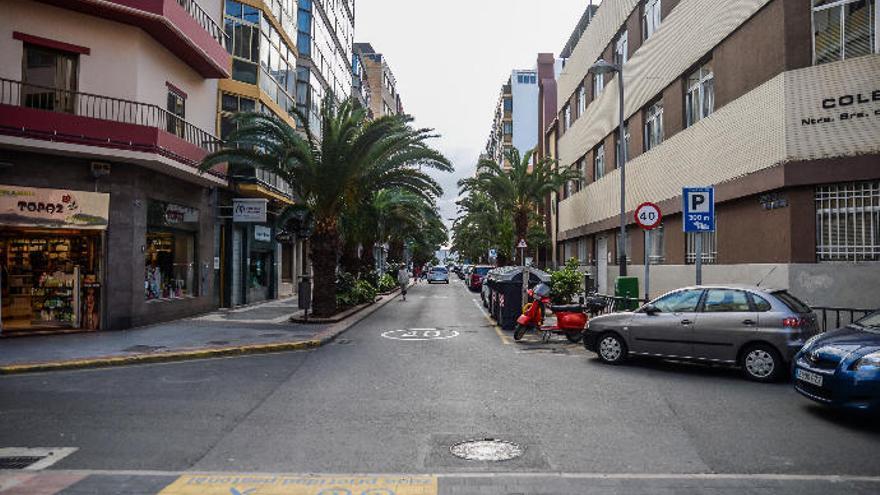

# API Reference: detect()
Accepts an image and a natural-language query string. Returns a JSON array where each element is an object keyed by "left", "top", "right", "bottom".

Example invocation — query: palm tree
[
  {"left": 458, "top": 147, "right": 577, "bottom": 264},
  {"left": 201, "top": 96, "right": 451, "bottom": 316}
]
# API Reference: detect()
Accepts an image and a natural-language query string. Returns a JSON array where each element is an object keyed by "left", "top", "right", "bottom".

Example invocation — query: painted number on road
[
  {"left": 381, "top": 328, "right": 459, "bottom": 341},
  {"left": 157, "top": 474, "right": 437, "bottom": 495}
]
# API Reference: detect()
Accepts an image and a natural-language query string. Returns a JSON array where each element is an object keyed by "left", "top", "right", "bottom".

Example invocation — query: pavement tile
[{"left": 0, "top": 472, "right": 85, "bottom": 495}]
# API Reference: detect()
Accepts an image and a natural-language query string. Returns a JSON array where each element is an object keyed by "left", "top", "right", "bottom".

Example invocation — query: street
[{"left": 1, "top": 279, "right": 879, "bottom": 494}]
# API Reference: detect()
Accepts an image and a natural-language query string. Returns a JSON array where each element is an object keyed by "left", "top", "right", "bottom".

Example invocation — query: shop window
[
  {"left": 816, "top": 180, "right": 880, "bottom": 261},
  {"left": 686, "top": 231, "right": 717, "bottom": 264},
  {"left": 145, "top": 201, "right": 199, "bottom": 300},
  {"left": 22, "top": 44, "right": 78, "bottom": 113},
  {"left": 812, "top": 0, "right": 877, "bottom": 65},
  {"left": 249, "top": 251, "right": 270, "bottom": 290},
  {"left": 685, "top": 62, "right": 714, "bottom": 127},
  {"left": 1, "top": 234, "right": 100, "bottom": 330}
]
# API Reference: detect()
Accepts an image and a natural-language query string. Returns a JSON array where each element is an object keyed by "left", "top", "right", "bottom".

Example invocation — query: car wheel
[
  {"left": 740, "top": 344, "right": 782, "bottom": 382},
  {"left": 596, "top": 332, "right": 627, "bottom": 365}
]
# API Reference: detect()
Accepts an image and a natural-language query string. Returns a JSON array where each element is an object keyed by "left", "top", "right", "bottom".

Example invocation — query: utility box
[
  {"left": 615, "top": 276, "right": 640, "bottom": 311},
  {"left": 298, "top": 277, "right": 312, "bottom": 311}
]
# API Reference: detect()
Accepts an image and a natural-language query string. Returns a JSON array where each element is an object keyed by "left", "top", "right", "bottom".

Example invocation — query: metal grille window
[
  {"left": 816, "top": 181, "right": 880, "bottom": 261},
  {"left": 812, "top": 0, "right": 878, "bottom": 65},
  {"left": 686, "top": 231, "right": 717, "bottom": 264}
]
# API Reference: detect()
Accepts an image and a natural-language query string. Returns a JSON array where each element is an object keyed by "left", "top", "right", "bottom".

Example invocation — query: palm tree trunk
[{"left": 310, "top": 220, "right": 339, "bottom": 317}]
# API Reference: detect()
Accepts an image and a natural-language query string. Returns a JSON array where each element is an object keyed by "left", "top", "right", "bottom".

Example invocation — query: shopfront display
[
  {"left": 145, "top": 200, "right": 199, "bottom": 301},
  {"left": 0, "top": 185, "right": 108, "bottom": 333}
]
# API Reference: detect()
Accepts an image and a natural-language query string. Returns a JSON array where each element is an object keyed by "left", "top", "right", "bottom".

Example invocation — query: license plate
[{"left": 796, "top": 368, "right": 823, "bottom": 387}]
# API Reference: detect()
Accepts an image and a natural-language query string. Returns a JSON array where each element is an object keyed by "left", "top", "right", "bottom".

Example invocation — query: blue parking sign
[{"left": 683, "top": 187, "right": 715, "bottom": 233}]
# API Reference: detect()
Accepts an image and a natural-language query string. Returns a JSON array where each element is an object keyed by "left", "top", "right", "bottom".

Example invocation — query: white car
[{"left": 427, "top": 266, "right": 449, "bottom": 284}]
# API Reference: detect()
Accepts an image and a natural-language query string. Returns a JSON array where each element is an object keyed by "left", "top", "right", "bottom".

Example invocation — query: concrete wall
[
  {"left": 1, "top": 0, "right": 219, "bottom": 134},
  {"left": 1, "top": 150, "right": 217, "bottom": 329}
]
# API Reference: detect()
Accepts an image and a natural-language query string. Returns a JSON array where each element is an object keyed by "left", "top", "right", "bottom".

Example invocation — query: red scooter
[{"left": 514, "top": 283, "right": 588, "bottom": 343}]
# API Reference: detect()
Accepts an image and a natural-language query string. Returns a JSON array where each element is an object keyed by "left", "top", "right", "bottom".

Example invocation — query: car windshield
[
  {"left": 432, "top": 267, "right": 447, "bottom": 273},
  {"left": 855, "top": 311, "right": 880, "bottom": 330},
  {"left": 772, "top": 290, "right": 811, "bottom": 313},
  {"left": 474, "top": 267, "right": 490, "bottom": 276}
]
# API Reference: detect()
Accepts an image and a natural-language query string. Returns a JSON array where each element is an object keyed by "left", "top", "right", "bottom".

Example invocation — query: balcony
[
  {"left": 0, "top": 78, "right": 225, "bottom": 184},
  {"left": 36, "top": 0, "right": 230, "bottom": 78}
]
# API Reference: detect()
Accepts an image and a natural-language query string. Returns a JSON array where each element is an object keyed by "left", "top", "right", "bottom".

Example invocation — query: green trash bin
[{"left": 615, "top": 276, "right": 640, "bottom": 311}]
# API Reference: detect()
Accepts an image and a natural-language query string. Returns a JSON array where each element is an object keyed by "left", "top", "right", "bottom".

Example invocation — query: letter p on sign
[{"left": 689, "top": 191, "right": 710, "bottom": 213}]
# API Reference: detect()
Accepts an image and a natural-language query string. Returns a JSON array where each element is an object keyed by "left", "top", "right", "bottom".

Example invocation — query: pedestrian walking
[{"left": 397, "top": 265, "right": 409, "bottom": 301}]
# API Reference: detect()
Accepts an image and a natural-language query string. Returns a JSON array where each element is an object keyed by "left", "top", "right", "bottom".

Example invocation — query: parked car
[
  {"left": 468, "top": 266, "right": 492, "bottom": 292},
  {"left": 459, "top": 265, "right": 472, "bottom": 280},
  {"left": 793, "top": 310, "right": 880, "bottom": 412},
  {"left": 582, "top": 285, "right": 819, "bottom": 382},
  {"left": 427, "top": 266, "right": 449, "bottom": 284}
]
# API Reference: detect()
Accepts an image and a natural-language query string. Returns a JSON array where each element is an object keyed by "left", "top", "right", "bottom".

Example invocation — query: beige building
[
  {"left": 353, "top": 42, "right": 403, "bottom": 118},
  {"left": 551, "top": 0, "right": 880, "bottom": 309}
]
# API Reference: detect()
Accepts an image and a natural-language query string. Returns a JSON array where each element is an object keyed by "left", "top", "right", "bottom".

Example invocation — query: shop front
[
  {"left": 144, "top": 201, "right": 200, "bottom": 302},
  {"left": 0, "top": 184, "right": 109, "bottom": 334}
]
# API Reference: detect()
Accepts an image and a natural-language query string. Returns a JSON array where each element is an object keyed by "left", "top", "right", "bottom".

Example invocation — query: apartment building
[
  {"left": 552, "top": 0, "right": 879, "bottom": 308},
  {"left": 485, "top": 69, "right": 539, "bottom": 167},
  {"left": 353, "top": 42, "right": 403, "bottom": 117},
  {"left": 0, "top": 0, "right": 229, "bottom": 331}
]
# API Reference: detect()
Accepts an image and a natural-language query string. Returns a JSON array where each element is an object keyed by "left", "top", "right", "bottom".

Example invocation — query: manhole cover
[
  {"left": 0, "top": 456, "right": 44, "bottom": 470},
  {"left": 449, "top": 438, "right": 524, "bottom": 461}
]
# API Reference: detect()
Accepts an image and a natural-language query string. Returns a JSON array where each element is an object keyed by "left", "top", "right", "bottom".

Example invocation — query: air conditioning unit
[{"left": 90, "top": 162, "right": 111, "bottom": 178}]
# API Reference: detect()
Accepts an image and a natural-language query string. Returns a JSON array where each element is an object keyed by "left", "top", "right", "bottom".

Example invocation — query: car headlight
[
  {"left": 853, "top": 351, "right": 880, "bottom": 370},
  {"left": 802, "top": 333, "right": 823, "bottom": 350}
]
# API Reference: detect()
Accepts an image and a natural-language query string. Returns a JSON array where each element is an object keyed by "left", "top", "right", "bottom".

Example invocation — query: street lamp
[{"left": 588, "top": 59, "right": 627, "bottom": 277}]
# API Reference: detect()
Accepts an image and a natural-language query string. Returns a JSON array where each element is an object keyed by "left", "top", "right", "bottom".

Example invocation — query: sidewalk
[{"left": 0, "top": 291, "right": 401, "bottom": 374}]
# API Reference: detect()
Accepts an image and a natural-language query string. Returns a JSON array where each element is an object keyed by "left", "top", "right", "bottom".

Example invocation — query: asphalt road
[{"left": 1, "top": 278, "right": 879, "bottom": 494}]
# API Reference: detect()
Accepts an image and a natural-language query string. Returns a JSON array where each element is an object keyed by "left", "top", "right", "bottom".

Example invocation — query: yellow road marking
[
  {"left": 472, "top": 299, "right": 512, "bottom": 345},
  {"left": 158, "top": 474, "right": 437, "bottom": 495}
]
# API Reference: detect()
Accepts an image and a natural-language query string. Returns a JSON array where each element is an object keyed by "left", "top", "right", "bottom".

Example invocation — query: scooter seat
[{"left": 550, "top": 304, "right": 584, "bottom": 313}]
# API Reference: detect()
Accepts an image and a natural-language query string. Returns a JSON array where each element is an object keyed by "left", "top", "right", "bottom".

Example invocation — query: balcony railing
[
  {"left": 0, "top": 78, "right": 221, "bottom": 155},
  {"left": 176, "top": 0, "right": 227, "bottom": 49}
]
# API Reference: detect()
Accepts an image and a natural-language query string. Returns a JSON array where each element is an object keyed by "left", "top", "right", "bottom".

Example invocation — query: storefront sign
[
  {"left": 233, "top": 198, "right": 268, "bottom": 223},
  {"left": 147, "top": 200, "right": 200, "bottom": 229},
  {"left": 254, "top": 225, "right": 272, "bottom": 242},
  {"left": 0, "top": 184, "right": 109, "bottom": 229}
]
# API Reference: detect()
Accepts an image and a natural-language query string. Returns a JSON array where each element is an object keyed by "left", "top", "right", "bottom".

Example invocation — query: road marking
[
  {"left": 471, "top": 300, "right": 512, "bottom": 345},
  {"left": 381, "top": 329, "right": 460, "bottom": 341},
  {"left": 157, "top": 474, "right": 437, "bottom": 495}
]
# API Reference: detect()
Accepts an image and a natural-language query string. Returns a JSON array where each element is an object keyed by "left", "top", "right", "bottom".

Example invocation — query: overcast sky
[{"left": 355, "top": 0, "right": 598, "bottom": 229}]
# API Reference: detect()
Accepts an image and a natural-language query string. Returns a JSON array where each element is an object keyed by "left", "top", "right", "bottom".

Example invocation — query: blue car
[{"left": 793, "top": 310, "right": 880, "bottom": 412}]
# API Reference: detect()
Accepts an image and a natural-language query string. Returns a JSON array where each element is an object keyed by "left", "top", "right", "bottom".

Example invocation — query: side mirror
[{"left": 643, "top": 303, "right": 659, "bottom": 315}]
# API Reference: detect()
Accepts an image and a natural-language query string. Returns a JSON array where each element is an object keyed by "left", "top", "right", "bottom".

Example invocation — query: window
[
  {"left": 644, "top": 0, "right": 662, "bottom": 40},
  {"left": 614, "top": 30, "right": 629, "bottom": 66},
  {"left": 644, "top": 101, "right": 664, "bottom": 151},
  {"left": 652, "top": 289, "right": 703, "bottom": 313},
  {"left": 503, "top": 97, "right": 512, "bottom": 112},
  {"left": 593, "top": 71, "right": 604, "bottom": 97},
  {"left": 579, "top": 158, "right": 588, "bottom": 188},
  {"left": 594, "top": 144, "right": 605, "bottom": 179},
  {"left": 751, "top": 294, "right": 773, "bottom": 312},
  {"left": 686, "top": 231, "right": 717, "bottom": 264},
  {"left": 646, "top": 224, "right": 665, "bottom": 263},
  {"left": 219, "top": 92, "right": 257, "bottom": 139},
  {"left": 703, "top": 289, "right": 751, "bottom": 312},
  {"left": 812, "top": 0, "right": 877, "bottom": 65},
  {"left": 22, "top": 44, "right": 78, "bottom": 113},
  {"left": 615, "top": 230, "right": 632, "bottom": 264},
  {"left": 166, "top": 90, "right": 186, "bottom": 138},
  {"left": 563, "top": 105, "right": 572, "bottom": 131},
  {"left": 578, "top": 85, "right": 587, "bottom": 116},
  {"left": 816, "top": 181, "right": 880, "bottom": 261},
  {"left": 615, "top": 122, "right": 631, "bottom": 166},
  {"left": 685, "top": 62, "right": 714, "bottom": 127},
  {"left": 502, "top": 121, "right": 513, "bottom": 135}
]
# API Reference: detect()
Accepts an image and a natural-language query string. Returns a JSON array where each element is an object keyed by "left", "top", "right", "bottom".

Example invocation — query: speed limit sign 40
[{"left": 635, "top": 202, "right": 662, "bottom": 230}]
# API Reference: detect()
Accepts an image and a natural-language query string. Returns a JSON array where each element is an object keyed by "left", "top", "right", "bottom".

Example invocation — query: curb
[{"left": 0, "top": 289, "right": 403, "bottom": 375}]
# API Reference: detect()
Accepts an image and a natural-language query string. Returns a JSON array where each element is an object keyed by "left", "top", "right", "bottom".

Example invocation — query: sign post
[
  {"left": 517, "top": 239, "right": 528, "bottom": 302},
  {"left": 634, "top": 202, "right": 662, "bottom": 301},
  {"left": 683, "top": 187, "right": 715, "bottom": 286}
]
